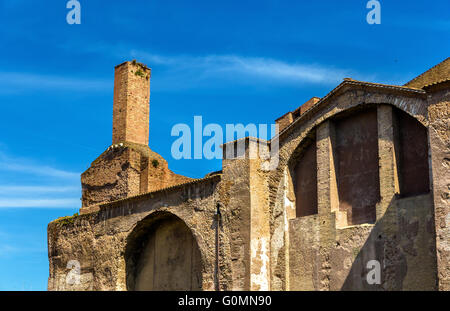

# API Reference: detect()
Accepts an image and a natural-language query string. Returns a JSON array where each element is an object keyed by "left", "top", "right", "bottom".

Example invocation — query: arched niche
[
  {"left": 284, "top": 103, "right": 430, "bottom": 226},
  {"left": 125, "top": 211, "right": 203, "bottom": 291},
  {"left": 287, "top": 130, "right": 318, "bottom": 218},
  {"left": 393, "top": 106, "right": 430, "bottom": 197}
]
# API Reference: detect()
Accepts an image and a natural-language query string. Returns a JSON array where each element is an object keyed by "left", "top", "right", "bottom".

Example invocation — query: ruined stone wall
[
  {"left": 48, "top": 176, "right": 222, "bottom": 291},
  {"left": 268, "top": 83, "right": 439, "bottom": 290},
  {"left": 49, "top": 69, "right": 448, "bottom": 291},
  {"left": 81, "top": 145, "right": 141, "bottom": 208}
]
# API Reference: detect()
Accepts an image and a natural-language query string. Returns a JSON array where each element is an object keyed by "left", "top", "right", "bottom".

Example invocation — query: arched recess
[
  {"left": 287, "top": 130, "right": 318, "bottom": 218},
  {"left": 125, "top": 211, "right": 203, "bottom": 291},
  {"left": 393, "top": 106, "right": 430, "bottom": 197},
  {"left": 284, "top": 103, "right": 430, "bottom": 225}
]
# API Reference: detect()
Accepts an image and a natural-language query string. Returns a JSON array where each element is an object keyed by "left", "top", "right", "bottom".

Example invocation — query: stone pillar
[
  {"left": 316, "top": 121, "right": 339, "bottom": 218},
  {"left": 249, "top": 139, "right": 270, "bottom": 290},
  {"left": 376, "top": 104, "right": 402, "bottom": 291},
  {"left": 283, "top": 168, "right": 296, "bottom": 291},
  {"left": 221, "top": 138, "right": 270, "bottom": 290},
  {"left": 376, "top": 105, "right": 400, "bottom": 222},
  {"left": 315, "top": 121, "right": 338, "bottom": 290},
  {"left": 426, "top": 84, "right": 450, "bottom": 290}
]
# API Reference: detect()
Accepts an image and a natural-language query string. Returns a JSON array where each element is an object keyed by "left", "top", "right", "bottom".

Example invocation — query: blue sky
[{"left": 0, "top": 0, "right": 448, "bottom": 290}]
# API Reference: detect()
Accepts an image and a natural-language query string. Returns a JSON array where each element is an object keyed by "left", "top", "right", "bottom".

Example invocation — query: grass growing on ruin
[
  {"left": 54, "top": 212, "right": 80, "bottom": 227},
  {"left": 135, "top": 69, "right": 145, "bottom": 77}
]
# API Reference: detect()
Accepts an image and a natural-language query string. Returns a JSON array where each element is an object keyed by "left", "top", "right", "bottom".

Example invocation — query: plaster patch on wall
[{"left": 251, "top": 237, "right": 270, "bottom": 290}]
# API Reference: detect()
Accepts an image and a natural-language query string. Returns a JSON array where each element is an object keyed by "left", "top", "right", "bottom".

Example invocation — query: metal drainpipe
[{"left": 215, "top": 202, "right": 222, "bottom": 291}]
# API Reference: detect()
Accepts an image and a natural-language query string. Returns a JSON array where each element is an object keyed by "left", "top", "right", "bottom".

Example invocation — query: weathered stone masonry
[{"left": 48, "top": 58, "right": 449, "bottom": 291}]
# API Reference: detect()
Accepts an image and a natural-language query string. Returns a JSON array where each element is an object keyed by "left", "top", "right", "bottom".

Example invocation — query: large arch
[
  {"left": 284, "top": 102, "right": 430, "bottom": 225},
  {"left": 125, "top": 211, "right": 203, "bottom": 291}
]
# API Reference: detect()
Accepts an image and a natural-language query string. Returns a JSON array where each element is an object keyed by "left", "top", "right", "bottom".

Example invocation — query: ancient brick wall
[
  {"left": 81, "top": 142, "right": 191, "bottom": 210},
  {"left": 81, "top": 145, "right": 141, "bottom": 207}
]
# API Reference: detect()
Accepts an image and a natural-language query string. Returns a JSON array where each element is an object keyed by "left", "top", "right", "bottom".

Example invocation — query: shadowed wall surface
[
  {"left": 294, "top": 141, "right": 318, "bottom": 217},
  {"left": 395, "top": 108, "right": 430, "bottom": 197},
  {"left": 335, "top": 108, "right": 380, "bottom": 225}
]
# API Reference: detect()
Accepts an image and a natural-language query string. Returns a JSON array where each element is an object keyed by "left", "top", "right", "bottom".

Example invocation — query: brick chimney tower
[
  {"left": 112, "top": 60, "right": 151, "bottom": 146},
  {"left": 80, "top": 60, "right": 191, "bottom": 213}
]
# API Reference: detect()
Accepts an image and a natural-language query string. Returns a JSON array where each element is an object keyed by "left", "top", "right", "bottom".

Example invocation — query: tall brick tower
[
  {"left": 112, "top": 60, "right": 151, "bottom": 145},
  {"left": 79, "top": 60, "right": 191, "bottom": 213}
]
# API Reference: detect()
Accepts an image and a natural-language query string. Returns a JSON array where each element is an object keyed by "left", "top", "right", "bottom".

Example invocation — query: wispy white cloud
[
  {"left": 0, "top": 46, "right": 402, "bottom": 94},
  {"left": 61, "top": 42, "right": 388, "bottom": 87},
  {"left": 0, "top": 151, "right": 79, "bottom": 180},
  {"left": 0, "top": 198, "right": 80, "bottom": 208},
  {"left": 128, "top": 49, "right": 405, "bottom": 87},
  {"left": 130, "top": 50, "right": 368, "bottom": 86}
]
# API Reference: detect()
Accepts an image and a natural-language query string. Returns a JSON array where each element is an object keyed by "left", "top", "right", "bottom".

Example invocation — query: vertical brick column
[
  {"left": 221, "top": 138, "right": 270, "bottom": 290},
  {"left": 112, "top": 60, "right": 151, "bottom": 145},
  {"left": 248, "top": 139, "right": 271, "bottom": 291},
  {"left": 376, "top": 105, "right": 400, "bottom": 221},
  {"left": 316, "top": 121, "right": 338, "bottom": 290},
  {"left": 316, "top": 121, "right": 340, "bottom": 220}
]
